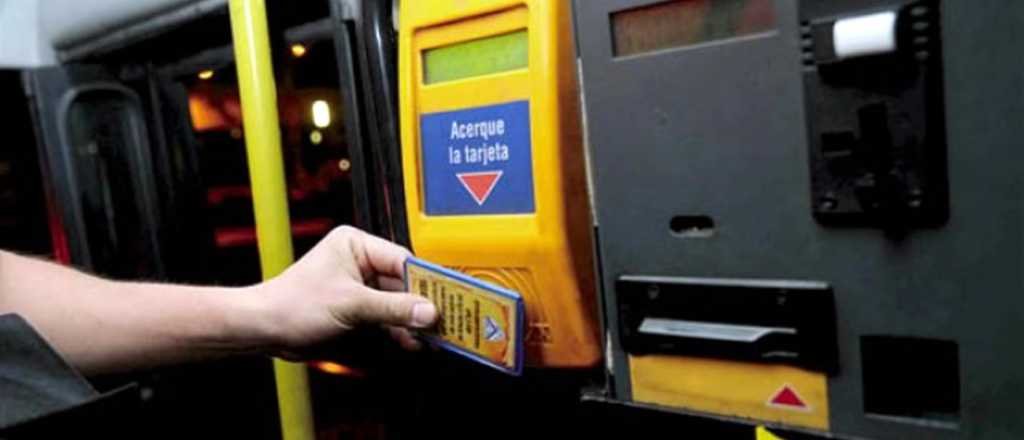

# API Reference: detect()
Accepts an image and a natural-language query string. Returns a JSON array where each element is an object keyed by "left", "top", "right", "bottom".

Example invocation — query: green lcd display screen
[{"left": 423, "top": 30, "right": 528, "bottom": 84}]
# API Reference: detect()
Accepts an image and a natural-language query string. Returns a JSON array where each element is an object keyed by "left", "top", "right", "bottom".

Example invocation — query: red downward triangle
[
  {"left": 769, "top": 385, "right": 809, "bottom": 410},
  {"left": 457, "top": 171, "right": 503, "bottom": 205}
]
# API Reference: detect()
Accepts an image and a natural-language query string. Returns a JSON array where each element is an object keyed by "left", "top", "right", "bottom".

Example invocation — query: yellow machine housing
[{"left": 399, "top": 0, "right": 600, "bottom": 367}]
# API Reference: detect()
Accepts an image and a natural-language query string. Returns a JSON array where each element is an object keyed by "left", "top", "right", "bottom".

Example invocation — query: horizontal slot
[
  {"left": 617, "top": 276, "right": 838, "bottom": 373},
  {"left": 639, "top": 318, "right": 796, "bottom": 343},
  {"left": 670, "top": 215, "right": 715, "bottom": 238}
]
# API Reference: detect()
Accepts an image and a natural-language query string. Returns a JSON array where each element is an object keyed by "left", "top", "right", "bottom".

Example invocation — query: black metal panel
[
  {"left": 330, "top": 0, "right": 408, "bottom": 246},
  {"left": 357, "top": 0, "right": 409, "bottom": 247},
  {"left": 575, "top": 0, "right": 1024, "bottom": 438},
  {"left": 328, "top": 7, "right": 381, "bottom": 234}
]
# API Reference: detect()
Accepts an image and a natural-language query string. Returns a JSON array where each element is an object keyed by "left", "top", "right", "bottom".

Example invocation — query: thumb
[{"left": 344, "top": 288, "right": 438, "bottom": 329}]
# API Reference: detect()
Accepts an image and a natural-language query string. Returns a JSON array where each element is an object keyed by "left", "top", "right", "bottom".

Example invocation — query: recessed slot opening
[
  {"left": 861, "top": 336, "right": 960, "bottom": 426},
  {"left": 669, "top": 215, "right": 715, "bottom": 238}
]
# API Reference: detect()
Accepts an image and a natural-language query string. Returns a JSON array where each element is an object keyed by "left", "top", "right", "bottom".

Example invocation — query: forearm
[
  {"left": 0, "top": 226, "right": 437, "bottom": 376},
  {"left": 0, "top": 251, "right": 274, "bottom": 376}
]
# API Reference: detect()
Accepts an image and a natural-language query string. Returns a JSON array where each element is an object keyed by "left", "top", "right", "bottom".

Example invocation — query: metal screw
[
  {"left": 647, "top": 284, "right": 660, "bottom": 300},
  {"left": 819, "top": 196, "right": 838, "bottom": 211}
]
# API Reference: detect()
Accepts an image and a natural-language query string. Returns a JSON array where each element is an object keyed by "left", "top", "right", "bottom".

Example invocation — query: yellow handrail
[{"left": 228, "top": 0, "right": 315, "bottom": 439}]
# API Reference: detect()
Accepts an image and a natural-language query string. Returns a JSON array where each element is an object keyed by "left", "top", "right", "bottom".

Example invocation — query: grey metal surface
[
  {"left": 57, "top": 0, "right": 227, "bottom": 62},
  {"left": 574, "top": 0, "right": 1024, "bottom": 438}
]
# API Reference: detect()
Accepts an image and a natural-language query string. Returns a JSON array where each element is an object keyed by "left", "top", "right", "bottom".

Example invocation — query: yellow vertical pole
[
  {"left": 228, "top": 1, "right": 315, "bottom": 439},
  {"left": 756, "top": 426, "right": 787, "bottom": 440}
]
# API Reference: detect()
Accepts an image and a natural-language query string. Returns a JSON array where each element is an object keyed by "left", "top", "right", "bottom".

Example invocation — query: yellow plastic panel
[
  {"left": 399, "top": 0, "right": 599, "bottom": 367},
  {"left": 630, "top": 355, "right": 830, "bottom": 431}
]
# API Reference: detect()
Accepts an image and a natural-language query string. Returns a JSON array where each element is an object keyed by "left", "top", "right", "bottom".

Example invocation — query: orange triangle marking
[
  {"left": 768, "top": 384, "right": 810, "bottom": 411},
  {"left": 457, "top": 171, "right": 503, "bottom": 205}
]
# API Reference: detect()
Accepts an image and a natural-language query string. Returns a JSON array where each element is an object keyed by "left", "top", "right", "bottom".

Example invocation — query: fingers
[
  {"left": 341, "top": 285, "right": 438, "bottom": 329},
  {"left": 377, "top": 275, "right": 405, "bottom": 292},
  {"left": 358, "top": 233, "right": 412, "bottom": 279},
  {"left": 387, "top": 326, "right": 423, "bottom": 351},
  {"left": 330, "top": 226, "right": 411, "bottom": 280}
]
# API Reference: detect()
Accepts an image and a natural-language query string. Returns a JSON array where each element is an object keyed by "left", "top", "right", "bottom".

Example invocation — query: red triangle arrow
[
  {"left": 457, "top": 171, "right": 503, "bottom": 205},
  {"left": 768, "top": 385, "right": 809, "bottom": 410}
]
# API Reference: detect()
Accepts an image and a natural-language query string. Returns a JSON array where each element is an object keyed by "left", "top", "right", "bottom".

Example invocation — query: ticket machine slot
[{"left": 618, "top": 276, "right": 838, "bottom": 374}]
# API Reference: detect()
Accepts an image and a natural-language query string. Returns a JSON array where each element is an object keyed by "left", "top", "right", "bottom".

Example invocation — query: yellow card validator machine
[
  {"left": 399, "top": 0, "right": 601, "bottom": 368},
  {"left": 406, "top": 257, "right": 525, "bottom": 375}
]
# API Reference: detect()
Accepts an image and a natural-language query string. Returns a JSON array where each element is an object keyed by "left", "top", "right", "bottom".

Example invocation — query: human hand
[{"left": 248, "top": 226, "right": 438, "bottom": 359}]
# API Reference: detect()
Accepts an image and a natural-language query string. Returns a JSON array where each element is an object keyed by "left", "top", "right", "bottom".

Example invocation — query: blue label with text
[{"left": 420, "top": 100, "right": 534, "bottom": 215}]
